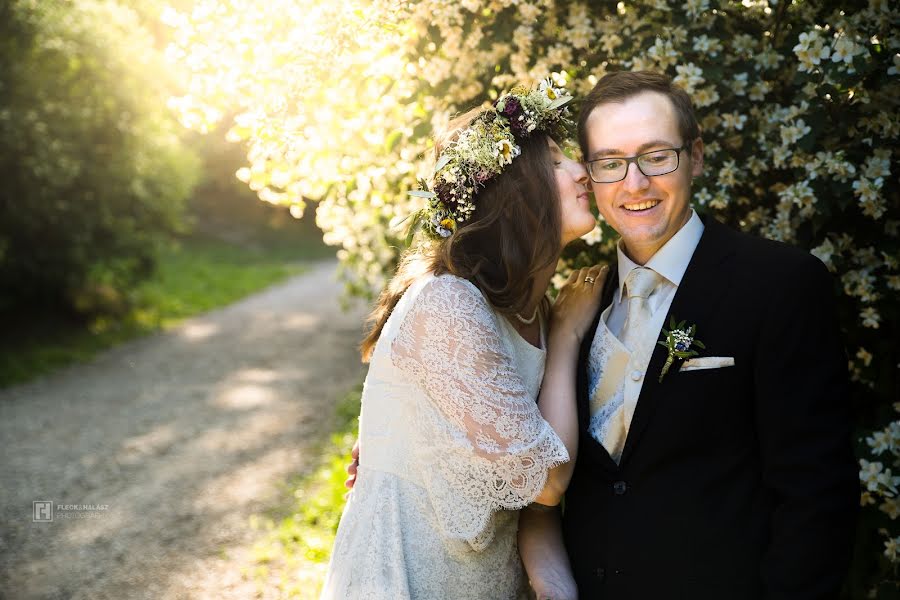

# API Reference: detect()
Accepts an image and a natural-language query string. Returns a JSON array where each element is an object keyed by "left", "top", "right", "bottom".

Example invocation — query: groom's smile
[
  {"left": 621, "top": 198, "right": 661, "bottom": 212},
  {"left": 583, "top": 90, "right": 704, "bottom": 265}
]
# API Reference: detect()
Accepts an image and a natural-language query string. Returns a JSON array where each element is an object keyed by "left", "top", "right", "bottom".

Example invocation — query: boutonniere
[{"left": 657, "top": 316, "right": 706, "bottom": 382}]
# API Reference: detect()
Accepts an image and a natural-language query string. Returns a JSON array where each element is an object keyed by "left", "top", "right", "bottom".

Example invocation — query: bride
[{"left": 321, "top": 80, "right": 607, "bottom": 599}]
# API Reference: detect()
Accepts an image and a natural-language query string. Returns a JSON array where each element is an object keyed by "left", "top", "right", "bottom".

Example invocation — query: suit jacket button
[
  {"left": 595, "top": 567, "right": 605, "bottom": 581},
  {"left": 613, "top": 480, "right": 627, "bottom": 495},
  {"left": 630, "top": 369, "right": 643, "bottom": 381}
]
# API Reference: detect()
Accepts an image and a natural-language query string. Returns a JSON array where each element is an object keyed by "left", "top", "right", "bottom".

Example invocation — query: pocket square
[{"left": 679, "top": 356, "right": 735, "bottom": 372}]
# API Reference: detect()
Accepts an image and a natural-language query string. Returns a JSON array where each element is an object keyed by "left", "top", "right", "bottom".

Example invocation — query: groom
[{"left": 558, "top": 71, "right": 858, "bottom": 598}]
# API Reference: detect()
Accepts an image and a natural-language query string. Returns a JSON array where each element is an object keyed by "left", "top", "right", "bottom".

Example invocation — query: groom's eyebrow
[{"left": 589, "top": 139, "right": 678, "bottom": 159}]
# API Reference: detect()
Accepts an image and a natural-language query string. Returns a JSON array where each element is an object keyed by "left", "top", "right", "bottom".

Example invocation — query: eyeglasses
[{"left": 585, "top": 142, "right": 693, "bottom": 183}]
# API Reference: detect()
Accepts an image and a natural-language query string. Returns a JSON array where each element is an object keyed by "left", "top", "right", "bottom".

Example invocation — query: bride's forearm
[
  {"left": 519, "top": 504, "right": 578, "bottom": 600},
  {"left": 534, "top": 330, "right": 580, "bottom": 505}
]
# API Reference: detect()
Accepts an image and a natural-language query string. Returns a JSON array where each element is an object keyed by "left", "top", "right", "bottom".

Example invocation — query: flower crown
[{"left": 406, "top": 79, "right": 574, "bottom": 241}]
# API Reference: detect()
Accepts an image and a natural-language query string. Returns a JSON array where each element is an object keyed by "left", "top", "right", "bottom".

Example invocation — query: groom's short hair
[{"left": 577, "top": 71, "right": 701, "bottom": 157}]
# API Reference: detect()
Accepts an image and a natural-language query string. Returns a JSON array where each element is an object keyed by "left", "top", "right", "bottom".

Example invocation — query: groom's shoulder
[{"left": 707, "top": 217, "right": 829, "bottom": 283}]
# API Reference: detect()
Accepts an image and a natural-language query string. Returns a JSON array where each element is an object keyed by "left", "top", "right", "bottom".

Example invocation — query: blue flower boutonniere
[{"left": 657, "top": 316, "right": 706, "bottom": 383}]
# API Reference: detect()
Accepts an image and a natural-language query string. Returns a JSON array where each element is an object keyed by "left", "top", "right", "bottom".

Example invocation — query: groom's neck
[{"left": 620, "top": 238, "right": 669, "bottom": 266}]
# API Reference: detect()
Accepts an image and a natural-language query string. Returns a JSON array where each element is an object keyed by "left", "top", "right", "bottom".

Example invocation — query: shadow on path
[{"left": 0, "top": 260, "right": 368, "bottom": 599}]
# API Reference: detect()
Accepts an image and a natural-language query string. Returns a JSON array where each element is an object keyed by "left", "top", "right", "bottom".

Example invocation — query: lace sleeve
[{"left": 390, "top": 275, "right": 569, "bottom": 549}]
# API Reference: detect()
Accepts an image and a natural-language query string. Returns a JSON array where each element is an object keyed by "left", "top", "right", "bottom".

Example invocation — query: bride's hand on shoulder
[{"left": 550, "top": 264, "right": 609, "bottom": 344}]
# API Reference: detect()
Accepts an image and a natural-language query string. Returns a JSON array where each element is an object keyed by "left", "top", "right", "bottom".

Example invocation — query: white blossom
[
  {"left": 811, "top": 237, "right": 836, "bottom": 269},
  {"left": 682, "top": 0, "right": 710, "bottom": 19},
  {"left": 860, "top": 307, "right": 881, "bottom": 329},
  {"left": 729, "top": 72, "right": 749, "bottom": 96},
  {"left": 693, "top": 35, "right": 723, "bottom": 57},
  {"left": 853, "top": 176, "right": 886, "bottom": 219},
  {"left": 886, "top": 536, "right": 900, "bottom": 562},
  {"left": 793, "top": 30, "right": 831, "bottom": 72},
  {"left": 889, "top": 53, "right": 900, "bottom": 75},
  {"left": 693, "top": 84, "right": 720, "bottom": 108},
  {"left": 832, "top": 34, "right": 867, "bottom": 70},
  {"left": 581, "top": 225, "right": 602, "bottom": 246},
  {"left": 780, "top": 119, "right": 812, "bottom": 145},
  {"left": 721, "top": 111, "right": 748, "bottom": 130},
  {"left": 673, "top": 63, "right": 705, "bottom": 93}
]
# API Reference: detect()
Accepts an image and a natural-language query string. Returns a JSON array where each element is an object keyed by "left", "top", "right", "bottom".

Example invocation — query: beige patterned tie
[
  {"left": 620, "top": 267, "right": 663, "bottom": 353},
  {"left": 589, "top": 267, "right": 662, "bottom": 462}
]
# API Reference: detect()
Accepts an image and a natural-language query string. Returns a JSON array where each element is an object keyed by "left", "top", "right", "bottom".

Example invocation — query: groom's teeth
[{"left": 624, "top": 200, "right": 660, "bottom": 211}]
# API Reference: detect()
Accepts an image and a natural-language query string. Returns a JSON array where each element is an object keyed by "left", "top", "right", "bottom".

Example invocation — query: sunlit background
[{"left": 1, "top": 0, "right": 898, "bottom": 597}]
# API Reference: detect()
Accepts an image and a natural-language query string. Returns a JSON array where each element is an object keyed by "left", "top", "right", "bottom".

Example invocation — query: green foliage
[
  {"left": 169, "top": 0, "right": 898, "bottom": 595},
  {"left": 0, "top": 234, "right": 316, "bottom": 387},
  {"left": 0, "top": 0, "right": 200, "bottom": 314}
]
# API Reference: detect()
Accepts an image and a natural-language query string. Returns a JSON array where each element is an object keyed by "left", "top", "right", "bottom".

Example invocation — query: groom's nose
[{"left": 622, "top": 162, "right": 650, "bottom": 193}]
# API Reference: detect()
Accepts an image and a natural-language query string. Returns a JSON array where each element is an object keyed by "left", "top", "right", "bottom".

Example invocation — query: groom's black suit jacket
[{"left": 561, "top": 217, "right": 858, "bottom": 599}]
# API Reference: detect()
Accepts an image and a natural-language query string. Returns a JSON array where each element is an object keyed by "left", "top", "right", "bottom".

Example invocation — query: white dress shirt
[{"left": 587, "top": 209, "right": 705, "bottom": 442}]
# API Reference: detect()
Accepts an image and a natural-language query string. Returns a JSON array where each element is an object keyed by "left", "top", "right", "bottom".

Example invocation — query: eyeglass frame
[{"left": 584, "top": 140, "right": 695, "bottom": 184}]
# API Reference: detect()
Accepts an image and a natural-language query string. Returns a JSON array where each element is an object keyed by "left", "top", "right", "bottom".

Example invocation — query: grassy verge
[
  {"left": 245, "top": 385, "right": 362, "bottom": 599},
  {"left": 0, "top": 233, "right": 334, "bottom": 387}
]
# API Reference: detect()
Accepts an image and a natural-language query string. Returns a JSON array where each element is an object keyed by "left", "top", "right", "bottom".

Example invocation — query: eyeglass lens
[{"left": 589, "top": 149, "right": 679, "bottom": 183}]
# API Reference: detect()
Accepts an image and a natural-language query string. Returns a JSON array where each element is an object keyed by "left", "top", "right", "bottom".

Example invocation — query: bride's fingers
[{"left": 588, "top": 264, "right": 609, "bottom": 290}]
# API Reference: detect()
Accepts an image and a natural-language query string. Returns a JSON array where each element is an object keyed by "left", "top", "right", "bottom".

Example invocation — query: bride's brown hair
[{"left": 360, "top": 107, "right": 563, "bottom": 362}]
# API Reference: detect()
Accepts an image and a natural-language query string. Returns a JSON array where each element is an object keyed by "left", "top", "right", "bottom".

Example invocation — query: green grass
[
  {"left": 244, "top": 386, "right": 362, "bottom": 599},
  {"left": 0, "top": 233, "right": 335, "bottom": 387}
]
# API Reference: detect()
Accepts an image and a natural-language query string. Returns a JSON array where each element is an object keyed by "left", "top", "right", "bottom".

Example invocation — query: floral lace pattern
[
  {"left": 321, "top": 466, "right": 527, "bottom": 599},
  {"left": 391, "top": 275, "right": 569, "bottom": 548},
  {"left": 320, "top": 274, "right": 565, "bottom": 599}
]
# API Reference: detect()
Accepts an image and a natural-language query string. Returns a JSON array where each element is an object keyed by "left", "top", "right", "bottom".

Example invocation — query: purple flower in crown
[
  {"left": 508, "top": 116, "right": 528, "bottom": 138},
  {"left": 500, "top": 96, "right": 522, "bottom": 119},
  {"left": 474, "top": 170, "right": 492, "bottom": 183},
  {"left": 433, "top": 181, "right": 454, "bottom": 205},
  {"left": 405, "top": 80, "right": 573, "bottom": 242}
]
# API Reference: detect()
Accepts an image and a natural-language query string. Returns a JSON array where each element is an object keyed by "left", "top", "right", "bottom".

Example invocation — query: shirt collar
[{"left": 616, "top": 209, "right": 705, "bottom": 301}]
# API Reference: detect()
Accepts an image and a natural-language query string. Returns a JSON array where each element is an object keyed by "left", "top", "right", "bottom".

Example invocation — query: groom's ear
[{"left": 690, "top": 137, "right": 704, "bottom": 176}]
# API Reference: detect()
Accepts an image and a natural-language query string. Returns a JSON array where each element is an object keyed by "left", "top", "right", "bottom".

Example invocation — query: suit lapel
[{"left": 618, "top": 217, "right": 738, "bottom": 466}]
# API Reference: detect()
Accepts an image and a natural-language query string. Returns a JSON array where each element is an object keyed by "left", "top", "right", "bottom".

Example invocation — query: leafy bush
[
  {"left": 0, "top": 0, "right": 199, "bottom": 315},
  {"left": 167, "top": 0, "right": 898, "bottom": 595}
]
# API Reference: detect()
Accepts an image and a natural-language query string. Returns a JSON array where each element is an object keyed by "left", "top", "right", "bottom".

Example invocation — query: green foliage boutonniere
[{"left": 657, "top": 316, "right": 706, "bottom": 383}]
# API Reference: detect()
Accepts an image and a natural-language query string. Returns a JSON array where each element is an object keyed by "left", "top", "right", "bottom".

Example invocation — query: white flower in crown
[
  {"left": 404, "top": 80, "right": 574, "bottom": 241},
  {"left": 430, "top": 210, "right": 455, "bottom": 238},
  {"left": 494, "top": 138, "right": 520, "bottom": 166},
  {"left": 539, "top": 77, "right": 563, "bottom": 102}
]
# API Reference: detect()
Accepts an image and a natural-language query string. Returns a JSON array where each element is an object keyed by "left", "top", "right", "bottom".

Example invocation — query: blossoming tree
[{"left": 166, "top": 0, "right": 898, "bottom": 595}]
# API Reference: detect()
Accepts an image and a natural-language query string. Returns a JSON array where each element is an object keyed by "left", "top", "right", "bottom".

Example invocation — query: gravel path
[{"left": 0, "top": 260, "right": 368, "bottom": 599}]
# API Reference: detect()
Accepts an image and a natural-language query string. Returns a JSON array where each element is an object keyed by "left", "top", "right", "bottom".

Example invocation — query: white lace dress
[{"left": 320, "top": 273, "right": 569, "bottom": 600}]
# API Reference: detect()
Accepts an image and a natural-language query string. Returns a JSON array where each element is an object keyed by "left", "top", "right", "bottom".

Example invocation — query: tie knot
[{"left": 624, "top": 267, "right": 661, "bottom": 299}]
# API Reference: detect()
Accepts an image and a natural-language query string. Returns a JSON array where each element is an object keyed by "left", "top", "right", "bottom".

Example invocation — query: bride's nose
[{"left": 573, "top": 161, "right": 589, "bottom": 186}]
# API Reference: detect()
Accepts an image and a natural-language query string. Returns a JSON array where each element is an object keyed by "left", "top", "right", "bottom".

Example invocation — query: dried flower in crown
[{"left": 405, "top": 78, "right": 574, "bottom": 241}]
